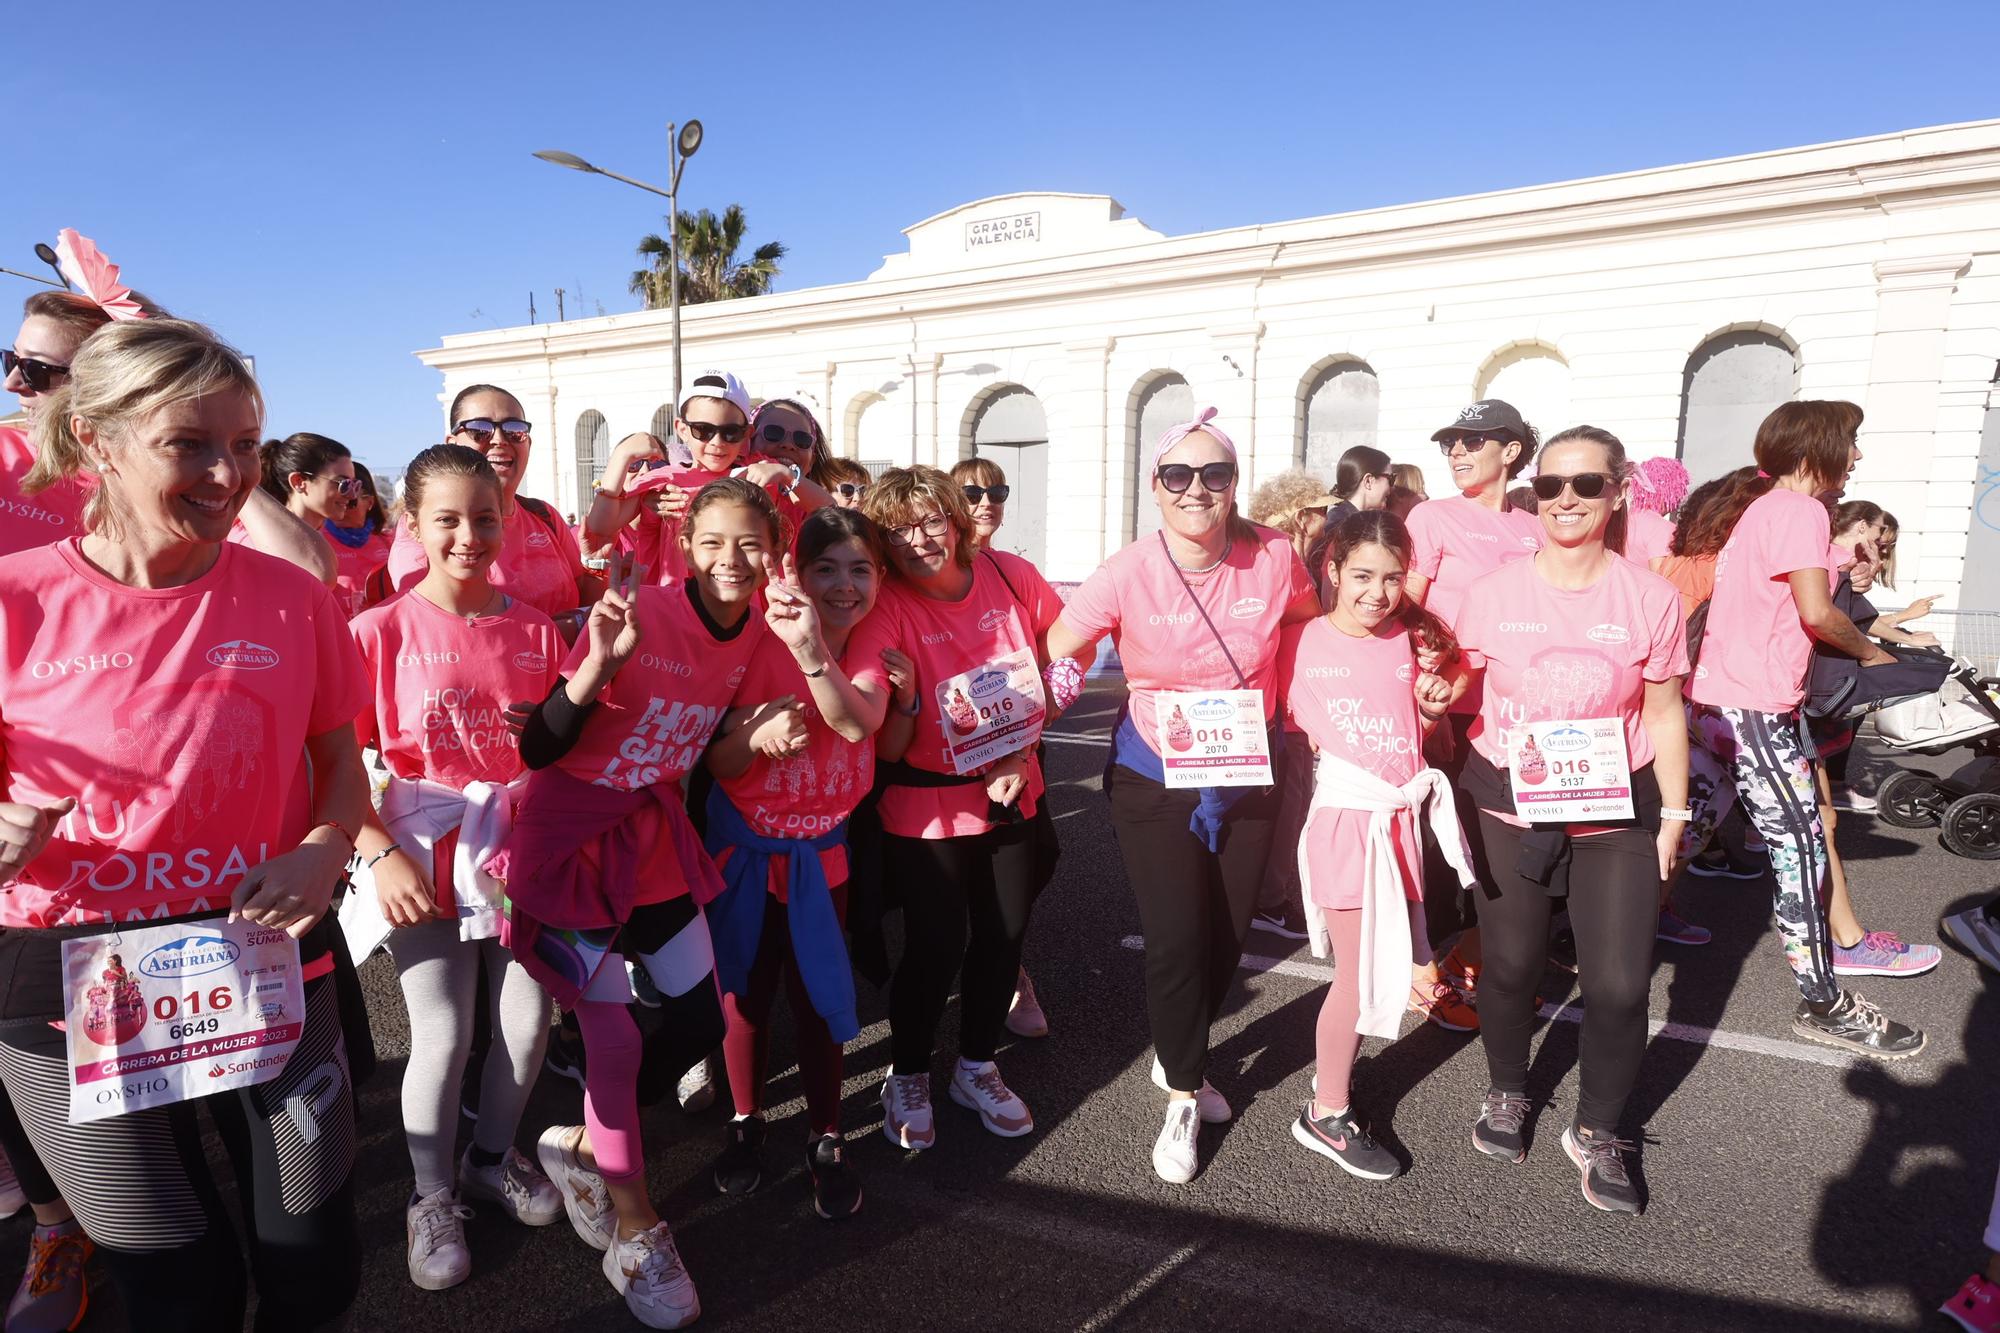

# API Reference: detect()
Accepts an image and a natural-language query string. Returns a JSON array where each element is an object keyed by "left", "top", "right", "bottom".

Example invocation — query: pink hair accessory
[
  {"left": 1631, "top": 456, "right": 1690, "bottom": 514},
  {"left": 53, "top": 229, "right": 146, "bottom": 322},
  {"left": 1756, "top": 469, "right": 1771, "bottom": 480},
  {"left": 1149, "top": 406, "right": 1237, "bottom": 473}
]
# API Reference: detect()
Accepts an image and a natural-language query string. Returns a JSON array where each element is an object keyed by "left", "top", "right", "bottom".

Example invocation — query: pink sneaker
[
  {"left": 1942, "top": 1273, "right": 2000, "bottom": 1333},
  {"left": 1831, "top": 931, "right": 1942, "bottom": 977},
  {"left": 949, "top": 1061, "right": 1034, "bottom": 1137}
]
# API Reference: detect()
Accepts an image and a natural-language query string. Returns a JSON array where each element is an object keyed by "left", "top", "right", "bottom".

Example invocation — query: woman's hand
[
  {"left": 881, "top": 648, "right": 919, "bottom": 713},
  {"left": 0, "top": 797, "right": 73, "bottom": 880},
  {"left": 230, "top": 840, "right": 349, "bottom": 939},
  {"left": 740, "top": 461, "right": 795, "bottom": 493},
  {"left": 1413, "top": 671, "right": 1452, "bottom": 720},
  {"left": 1902, "top": 630, "right": 1941, "bottom": 648},
  {"left": 986, "top": 752, "right": 1029, "bottom": 808},
  {"left": 372, "top": 848, "right": 438, "bottom": 928},
  {"left": 1898, "top": 594, "right": 1938, "bottom": 624},
  {"left": 742, "top": 694, "right": 810, "bottom": 759},
  {"left": 583, "top": 552, "right": 643, "bottom": 674},
  {"left": 604, "top": 434, "right": 665, "bottom": 493},
  {"left": 761, "top": 553, "right": 826, "bottom": 662},
  {"left": 1655, "top": 822, "right": 1685, "bottom": 885},
  {"left": 649, "top": 484, "right": 691, "bottom": 523}
]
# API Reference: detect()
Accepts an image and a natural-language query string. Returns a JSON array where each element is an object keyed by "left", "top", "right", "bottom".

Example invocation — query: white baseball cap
[{"left": 678, "top": 370, "right": 752, "bottom": 420}]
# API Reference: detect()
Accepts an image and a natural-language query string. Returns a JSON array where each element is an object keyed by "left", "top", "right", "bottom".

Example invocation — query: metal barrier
[{"left": 1906, "top": 608, "right": 2000, "bottom": 680}]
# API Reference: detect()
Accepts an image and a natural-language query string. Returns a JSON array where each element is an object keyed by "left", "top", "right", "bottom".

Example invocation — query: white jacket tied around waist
[
  {"left": 339, "top": 752, "right": 527, "bottom": 960},
  {"left": 1299, "top": 751, "right": 1477, "bottom": 1040}
]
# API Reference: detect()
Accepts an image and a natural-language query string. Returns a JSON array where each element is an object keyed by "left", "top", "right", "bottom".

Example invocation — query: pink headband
[
  {"left": 1149, "top": 406, "right": 1238, "bottom": 473},
  {"left": 53, "top": 229, "right": 146, "bottom": 322}
]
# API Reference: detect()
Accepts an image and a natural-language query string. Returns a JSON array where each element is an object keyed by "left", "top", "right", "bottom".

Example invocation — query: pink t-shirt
[
  {"left": 1278, "top": 616, "right": 1425, "bottom": 912},
  {"left": 0, "top": 428, "right": 85, "bottom": 557},
  {"left": 554, "top": 582, "right": 765, "bottom": 792},
  {"left": 1690, "top": 488, "right": 1832, "bottom": 715},
  {"left": 847, "top": 551, "right": 1066, "bottom": 839},
  {"left": 1406, "top": 495, "right": 1543, "bottom": 628},
  {"left": 0, "top": 540, "right": 368, "bottom": 927},
  {"left": 1060, "top": 527, "right": 1314, "bottom": 756},
  {"left": 626, "top": 459, "right": 807, "bottom": 586},
  {"left": 1625, "top": 509, "right": 1675, "bottom": 567},
  {"left": 714, "top": 631, "right": 878, "bottom": 889},
  {"left": 325, "top": 526, "right": 393, "bottom": 618},
  {"left": 1454, "top": 554, "right": 1689, "bottom": 780},
  {"left": 388, "top": 497, "right": 584, "bottom": 621}
]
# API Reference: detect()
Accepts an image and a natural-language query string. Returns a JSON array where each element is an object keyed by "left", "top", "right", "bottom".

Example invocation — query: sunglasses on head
[
  {"left": 454, "top": 418, "right": 532, "bottom": 446},
  {"left": 1529, "top": 472, "right": 1615, "bottom": 502},
  {"left": 962, "top": 484, "right": 1010, "bottom": 504},
  {"left": 685, "top": 421, "right": 749, "bottom": 445},
  {"left": 2, "top": 349, "right": 69, "bottom": 393},
  {"left": 759, "top": 423, "right": 816, "bottom": 451},
  {"left": 1155, "top": 461, "right": 1236, "bottom": 494},
  {"left": 834, "top": 482, "right": 867, "bottom": 499}
]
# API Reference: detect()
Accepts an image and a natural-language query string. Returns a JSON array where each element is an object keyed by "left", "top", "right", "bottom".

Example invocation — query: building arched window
[
  {"left": 1298, "top": 360, "right": 1380, "bottom": 477},
  {"left": 849, "top": 393, "right": 904, "bottom": 476},
  {"left": 1130, "top": 372, "right": 1194, "bottom": 542},
  {"left": 574, "top": 410, "right": 609, "bottom": 514},
  {"left": 968, "top": 385, "right": 1049, "bottom": 564},
  {"left": 1677, "top": 329, "right": 1800, "bottom": 487},
  {"left": 1475, "top": 344, "right": 1571, "bottom": 446},
  {"left": 650, "top": 403, "right": 675, "bottom": 441}
]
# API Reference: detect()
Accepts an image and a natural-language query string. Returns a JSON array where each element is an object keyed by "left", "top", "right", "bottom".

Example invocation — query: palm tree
[{"left": 629, "top": 205, "right": 786, "bottom": 309}]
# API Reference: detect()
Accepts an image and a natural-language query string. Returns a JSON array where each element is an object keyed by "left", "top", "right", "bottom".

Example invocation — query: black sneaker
[
  {"left": 1290, "top": 1104, "right": 1402, "bottom": 1180},
  {"left": 544, "top": 1014, "right": 587, "bottom": 1089},
  {"left": 806, "top": 1133, "right": 863, "bottom": 1219},
  {"left": 1472, "top": 1089, "right": 1530, "bottom": 1163},
  {"left": 1250, "top": 906, "right": 1310, "bottom": 941},
  {"left": 1686, "top": 846, "right": 1764, "bottom": 880},
  {"left": 1560, "top": 1125, "right": 1642, "bottom": 1214},
  {"left": 1791, "top": 989, "right": 1926, "bottom": 1060},
  {"left": 714, "top": 1116, "right": 766, "bottom": 1195}
]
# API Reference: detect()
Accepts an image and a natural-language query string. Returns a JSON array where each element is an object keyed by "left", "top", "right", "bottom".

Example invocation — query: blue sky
[{"left": 6, "top": 0, "right": 1998, "bottom": 467}]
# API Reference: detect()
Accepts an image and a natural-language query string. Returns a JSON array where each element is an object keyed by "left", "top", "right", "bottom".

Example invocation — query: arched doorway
[
  {"left": 1130, "top": 373, "right": 1195, "bottom": 543},
  {"left": 968, "top": 385, "right": 1048, "bottom": 565},
  {"left": 1677, "top": 329, "right": 1800, "bottom": 488},
  {"left": 1298, "top": 360, "right": 1380, "bottom": 478},
  {"left": 1476, "top": 344, "right": 1571, "bottom": 448},
  {"left": 574, "top": 410, "right": 609, "bottom": 517},
  {"left": 849, "top": 393, "right": 904, "bottom": 476}
]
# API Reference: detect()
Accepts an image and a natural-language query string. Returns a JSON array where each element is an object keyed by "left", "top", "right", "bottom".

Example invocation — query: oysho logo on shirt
[
  {"left": 1466, "top": 531, "right": 1498, "bottom": 543},
  {"left": 921, "top": 630, "right": 954, "bottom": 646},
  {"left": 1304, "top": 666, "right": 1351, "bottom": 680},
  {"left": 513, "top": 650, "right": 548, "bottom": 673},
  {"left": 1146, "top": 612, "right": 1196, "bottom": 627},
  {"left": 1228, "top": 597, "right": 1267, "bottom": 620},
  {"left": 1496, "top": 621, "right": 1548, "bottom": 634},
  {"left": 978, "top": 608, "right": 1009, "bottom": 633},
  {"left": 0, "top": 497, "right": 63, "bottom": 525},
  {"left": 207, "top": 640, "right": 280, "bottom": 670},
  {"left": 1587, "top": 624, "right": 1632, "bottom": 646},
  {"left": 638, "top": 654, "right": 691, "bottom": 677},
  {"left": 29, "top": 652, "right": 134, "bottom": 679},
  {"left": 398, "top": 650, "right": 462, "bottom": 667}
]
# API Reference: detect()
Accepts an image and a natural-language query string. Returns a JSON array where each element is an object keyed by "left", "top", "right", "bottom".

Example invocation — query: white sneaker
[
  {"left": 881, "top": 1074, "right": 936, "bottom": 1151},
  {"left": 1150, "top": 1057, "right": 1233, "bottom": 1123},
  {"left": 1836, "top": 791, "right": 1879, "bottom": 814},
  {"left": 0, "top": 1150, "right": 23, "bottom": 1220},
  {"left": 949, "top": 1060, "right": 1034, "bottom": 1138},
  {"left": 535, "top": 1124, "right": 615, "bottom": 1251},
  {"left": 603, "top": 1222, "right": 701, "bottom": 1330},
  {"left": 405, "top": 1187, "right": 473, "bottom": 1291},
  {"left": 1005, "top": 968, "right": 1049, "bottom": 1038},
  {"left": 460, "top": 1144, "right": 564, "bottom": 1227},
  {"left": 1152, "top": 1099, "right": 1201, "bottom": 1184},
  {"left": 677, "top": 1055, "right": 717, "bottom": 1113}
]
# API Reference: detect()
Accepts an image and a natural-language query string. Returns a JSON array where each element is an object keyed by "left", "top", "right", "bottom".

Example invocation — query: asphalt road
[{"left": 10, "top": 680, "right": 1991, "bottom": 1330}]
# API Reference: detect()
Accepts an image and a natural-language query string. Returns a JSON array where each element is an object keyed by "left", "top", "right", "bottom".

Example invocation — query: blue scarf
[
  {"left": 323, "top": 518, "right": 378, "bottom": 549},
  {"left": 1109, "top": 708, "right": 1284, "bottom": 854},
  {"left": 702, "top": 786, "right": 859, "bottom": 1043}
]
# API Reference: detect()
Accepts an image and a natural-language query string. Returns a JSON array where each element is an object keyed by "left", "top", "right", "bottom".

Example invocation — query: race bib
[
  {"left": 1155, "top": 690, "right": 1273, "bottom": 789},
  {"left": 1509, "top": 717, "right": 1634, "bottom": 823},
  {"left": 936, "top": 648, "right": 1046, "bottom": 775},
  {"left": 62, "top": 920, "right": 305, "bottom": 1125}
]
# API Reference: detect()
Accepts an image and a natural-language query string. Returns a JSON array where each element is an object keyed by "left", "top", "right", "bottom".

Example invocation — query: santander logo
[{"left": 206, "top": 640, "right": 280, "bottom": 670}]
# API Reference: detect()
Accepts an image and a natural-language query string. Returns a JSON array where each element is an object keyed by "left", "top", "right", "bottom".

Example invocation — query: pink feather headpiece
[
  {"left": 53, "top": 229, "right": 147, "bottom": 322},
  {"left": 1631, "top": 456, "right": 1690, "bottom": 514}
]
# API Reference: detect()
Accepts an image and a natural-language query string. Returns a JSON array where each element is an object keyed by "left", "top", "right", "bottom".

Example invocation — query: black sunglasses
[
  {"left": 454, "top": 418, "right": 532, "bottom": 445},
  {"left": 1529, "top": 472, "right": 1615, "bottom": 502},
  {"left": 1156, "top": 462, "right": 1236, "bottom": 494},
  {"left": 962, "top": 484, "right": 1011, "bottom": 504},
  {"left": 759, "top": 423, "right": 816, "bottom": 451},
  {"left": 1437, "top": 434, "right": 1511, "bottom": 457},
  {"left": 685, "top": 421, "right": 749, "bottom": 444},
  {"left": 1, "top": 349, "right": 69, "bottom": 393}
]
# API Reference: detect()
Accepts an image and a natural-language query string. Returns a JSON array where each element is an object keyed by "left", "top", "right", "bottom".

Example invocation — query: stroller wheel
[
  {"left": 1875, "top": 769, "right": 1942, "bottom": 829},
  {"left": 1941, "top": 792, "right": 2000, "bottom": 859}
]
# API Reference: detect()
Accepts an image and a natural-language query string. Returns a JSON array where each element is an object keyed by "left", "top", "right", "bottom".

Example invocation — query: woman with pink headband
[{"left": 1047, "top": 408, "right": 1318, "bottom": 1183}]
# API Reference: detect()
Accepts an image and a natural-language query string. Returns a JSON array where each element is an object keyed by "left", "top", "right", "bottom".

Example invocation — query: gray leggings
[{"left": 386, "top": 922, "right": 552, "bottom": 1197}]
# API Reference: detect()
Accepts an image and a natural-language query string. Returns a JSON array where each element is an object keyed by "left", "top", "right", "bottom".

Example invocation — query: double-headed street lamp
[
  {"left": 535, "top": 119, "right": 704, "bottom": 413},
  {"left": 0, "top": 243, "right": 69, "bottom": 291}
]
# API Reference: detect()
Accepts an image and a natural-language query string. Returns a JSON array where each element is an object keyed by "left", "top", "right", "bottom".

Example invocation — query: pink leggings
[
  {"left": 574, "top": 1000, "right": 646, "bottom": 1181},
  {"left": 1313, "top": 902, "right": 1421, "bottom": 1114}
]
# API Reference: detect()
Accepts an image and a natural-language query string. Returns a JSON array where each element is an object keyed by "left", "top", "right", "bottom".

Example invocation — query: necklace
[{"left": 1169, "top": 538, "right": 1231, "bottom": 577}]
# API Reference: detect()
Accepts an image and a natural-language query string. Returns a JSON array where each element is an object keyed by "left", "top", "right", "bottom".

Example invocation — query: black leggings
[
  {"left": 0, "top": 1081, "right": 59, "bottom": 1210},
  {"left": 1474, "top": 815, "right": 1657, "bottom": 1135},
  {"left": 886, "top": 818, "right": 1043, "bottom": 1073},
  {"left": 1106, "top": 764, "right": 1278, "bottom": 1092}
]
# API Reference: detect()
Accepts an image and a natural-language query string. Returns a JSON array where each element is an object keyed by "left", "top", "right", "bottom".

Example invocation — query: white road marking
[
  {"left": 1074, "top": 1242, "right": 1199, "bottom": 1332},
  {"left": 1043, "top": 731, "right": 1111, "bottom": 747}
]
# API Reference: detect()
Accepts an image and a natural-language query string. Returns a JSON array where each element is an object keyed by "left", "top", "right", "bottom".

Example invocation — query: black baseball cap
[{"left": 1431, "top": 399, "right": 1529, "bottom": 443}]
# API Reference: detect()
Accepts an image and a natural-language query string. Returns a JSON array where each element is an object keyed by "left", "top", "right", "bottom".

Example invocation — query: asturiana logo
[
  {"left": 139, "top": 934, "right": 241, "bottom": 980},
  {"left": 513, "top": 651, "right": 549, "bottom": 674},
  {"left": 1543, "top": 726, "right": 1592, "bottom": 754},
  {"left": 1189, "top": 697, "right": 1235, "bottom": 724},
  {"left": 207, "top": 640, "right": 280, "bottom": 671},
  {"left": 969, "top": 668, "right": 1008, "bottom": 699},
  {"left": 1587, "top": 624, "right": 1632, "bottom": 646},
  {"left": 977, "top": 608, "right": 1009, "bottom": 633},
  {"left": 1228, "top": 597, "right": 1267, "bottom": 620}
]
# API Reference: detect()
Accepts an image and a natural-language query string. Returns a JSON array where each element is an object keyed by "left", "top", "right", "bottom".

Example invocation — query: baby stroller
[{"left": 1870, "top": 617, "right": 2000, "bottom": 857}]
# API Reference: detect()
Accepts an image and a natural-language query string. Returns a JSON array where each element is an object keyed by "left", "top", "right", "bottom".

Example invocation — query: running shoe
[
  {"left": 535, "top": 1124, "right": 615, "bottom": 1251},
  {"left": 1408, "top": 979, "right": 1479, "bottom": 1032},
  {"left": 1439, "top": 948, "right": 1480, "bottom": 999},
  {"left": 603, "top": 1221, "right": 700, "bottom": 1330},
  {"left": 405, "top": 1187, "right": 474, "bottom": 1291},
  {"left": 949, "top": 1060, "right": 1034, "bottom": 1138},
  {"left": 713, "top": 1116, "right": 766, "bottom": 1196},
  {"left": 880, "top": 1073, "right": 935, "bottom": 1151},
  {"left": 806, "top": 1134, "right": 863, "bottom": 1220},
  {"left": 1250, "top": 905, "right": 1310, "bottom": 941},
  {"left": 1687, "top": 846, "right": 1765, "bottom": 880},
  {"left": 1560, "top": 1125, "right": 1642, "bottom": 1214},
  {"left": 1547, "top": 927, "right": 1579, "bottom": 973},
  {"left": 544, "top": 1017, "right": 587, "bottom": 1090},
  {"left": 1006, "top": 968, "right": 1049, "bottom": 1038},
  {"left": 1150, "top": 1056, "right": 1233, "bottom": 1123},
  {"left": 1834, "top": 791, "right": 1879, "bottom": 814},
  {"left": 1791, "top": 989, "right": 1926, "bottom": 1059},
  {"left": 7, "top": 1219, "right": 91, "bottom": 1333},
  {"left": 0, "top": 1151, "right": 22, "bottom": 1221},
  {"left": 677, "top": 1054, "right": 718, "bottom": 1113},
  {"left": 1831, "top": 931, "right": 1942, "bottom": 978},
  {"left": 1152, "top": 1098, "right": 1201, "bottom": 1184},
  {"left": 1656, "top": 909, "right": 1712, "bottom": 946},
  {"left": 1291, "top": 1104, "right": 1401, "bottom": 1181},
  {"left": 1942, "top": 1273, "right": 2000, "bottom": 1333},
  {"left": 1743, "top": 833, "right": 1768, "bottom": 854},
  {"left": 628, "top": 960, "right": 663, "bottom": 1009},
  {"left": 459, "top": 1145, "right": 563, "bottom": 1226},
  {"left": 1471, "top": 1089, "right": 1531, "bottom": 1164},
  {"left": 1943, "top": 898, "right": 2000, "bottom": 974}
]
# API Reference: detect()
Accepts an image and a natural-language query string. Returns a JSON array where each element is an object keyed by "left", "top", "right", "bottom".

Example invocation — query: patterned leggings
[{"left": 1676, "top": 702, "right": 1839, "bottom": 1005}]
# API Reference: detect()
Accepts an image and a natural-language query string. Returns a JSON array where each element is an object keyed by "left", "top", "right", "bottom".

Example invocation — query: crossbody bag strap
[{"left": 1158, "top": 531, "right": 1248, "bottom": 689}]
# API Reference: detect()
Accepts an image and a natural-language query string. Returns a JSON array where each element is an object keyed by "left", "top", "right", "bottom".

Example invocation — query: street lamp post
[{"left": 533, "top": 119, "right": 703, "bottom": 412}]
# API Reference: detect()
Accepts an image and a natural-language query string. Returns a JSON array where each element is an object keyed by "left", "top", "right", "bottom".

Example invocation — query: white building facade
[{"left": 419, "top": 120, "right": 2000, "bottom": 602}]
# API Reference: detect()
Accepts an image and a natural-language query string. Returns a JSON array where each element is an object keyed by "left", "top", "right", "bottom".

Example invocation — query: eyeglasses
[
  {"left": 1, "top": 349, "right": 69, "bottom": 393},
  {"left": 1528, "top": 472, "right": 1615, "bottom": 502},
  {"left": 1155, "top": 462, "right": 1236, "bottom": 494},
  {"left": 883, "top": 512, "right": 952, "bottom": 547},
  {"left": 454, "top": 418, "right": 532, "bottom": 445},
  {"left": 685, "top": 421, "right": 749, "bottom": 445},
  {"left": 962, "top": 484, "right": 1011, "bottom": 504},
  {"left": 310, "top": 474, "right": 365, "bottom": 497},
  {"left": 759, "top": 423, "right": 816, "bottom": 451},
  {"left": 1437, "top": 435, "right": 1505, "bottom": 457},
  {"left": 834, "top": 482, "right": 867, "bottom": 500}
]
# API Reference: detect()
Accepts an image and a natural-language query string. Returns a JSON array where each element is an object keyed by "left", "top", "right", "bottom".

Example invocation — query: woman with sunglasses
[
  {"left": 386, "top": 384, "right": 599, "bottom": 625},
  {"left": 322, "top": 461, "right": 395, "bottom": 614},
  {"left": 949, "top": 457, "right": 1011, "bottom": 552},
  {"left": 262, "top": 432, "right": 382, "bottom": 616},
  {"left": 1450, "top": 426, "right": 1690, "bottom": 1213},
  {"left": 822, "top": 458, "right": 872, "bottom": 510},
  {"left": 1045, "top": 408, "right": 1318, "bottom": 1184}
]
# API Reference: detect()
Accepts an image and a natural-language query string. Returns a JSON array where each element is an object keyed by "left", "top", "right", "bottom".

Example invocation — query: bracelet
[
  {"left": 310, "top": 819, "right": 354, "bottom": 849},
  {"left": 896, "top": 698, "right": 921, "bottom": 717},
  {"left": 1658, "top": 807, "right": 1694, "bottom": 822},
  {"left": 366, "top": 844, "right": 403, "bottom": 867},
  {"left": 801, "top": 664, "right": 827, "bottom": 679}
]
